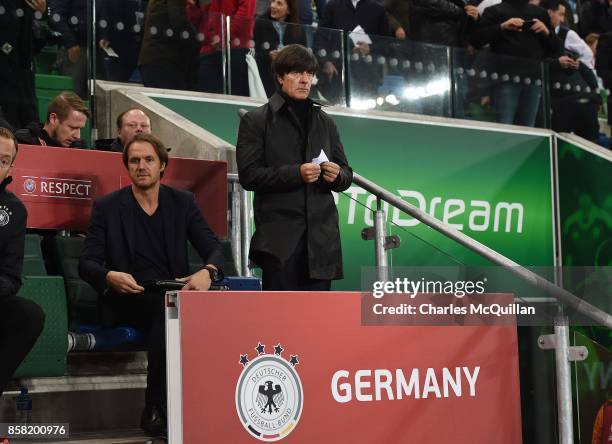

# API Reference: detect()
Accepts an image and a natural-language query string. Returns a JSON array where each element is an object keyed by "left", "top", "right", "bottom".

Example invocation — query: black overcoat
[{"left": 236, "top": 93, "right": 353, "bottom": 280}]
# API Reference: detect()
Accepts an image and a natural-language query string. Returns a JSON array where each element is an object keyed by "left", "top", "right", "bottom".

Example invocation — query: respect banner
[
  {"left": 8, "top": 145, "right": 228, "bottom": 235},
  {"left": 166, "top": 291, "right": 522, "bottom": 444}
]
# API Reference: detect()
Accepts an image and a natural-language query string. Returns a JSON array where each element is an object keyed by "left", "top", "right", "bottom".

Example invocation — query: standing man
[
  {"left": 236, "top": 44, "right": 352, "bottom": 291},
  {"left": 0, "top": 0, "right": 45, "bottom": 129},
  {"left": 49, "top": 0, "right": 89, "bottom": 98},
  {"left": 316, "top": 0, "right": 391, "bottom": 105},
  {"left": 471, "top": 0, "right": 559, "bottom": 126},
  {"left": 79, "top": 133, "right": 224, "bottom": 436},
  {"left": 0, "top": 127, "right": 45, "bottom": 395}
]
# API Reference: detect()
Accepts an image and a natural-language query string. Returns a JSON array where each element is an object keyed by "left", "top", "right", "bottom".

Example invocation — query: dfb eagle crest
[{"left": 235, "top": 342, "right": 303, "bottom": 442}]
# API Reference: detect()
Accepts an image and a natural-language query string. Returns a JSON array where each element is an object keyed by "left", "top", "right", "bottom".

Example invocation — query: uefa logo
[
  {"left": 235, "top": 342, "right": 303, "bottom": 442},
  {"left": 23, "top": 178, "right": 36, "bottom": 194}
]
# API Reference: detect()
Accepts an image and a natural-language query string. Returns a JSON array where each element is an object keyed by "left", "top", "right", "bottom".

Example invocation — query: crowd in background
[{"left": 3, "top": 0, "right": 612, "bottom": 145}]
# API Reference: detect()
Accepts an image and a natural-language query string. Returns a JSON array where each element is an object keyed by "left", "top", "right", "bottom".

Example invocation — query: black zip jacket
[
  {"left": 471, "top": 0, "right": 559, "bottom": 60},
  {"left": 0, "top": 177, "right": 27, "bottom": 300}
]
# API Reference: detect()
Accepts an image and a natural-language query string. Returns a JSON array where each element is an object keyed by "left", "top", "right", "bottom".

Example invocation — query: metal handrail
[
  {"left": 352, "top": 172, "right": 612, "bottom": 329},
  {"left": 227, "top": 173, "right": 251, "bottom": 277}
]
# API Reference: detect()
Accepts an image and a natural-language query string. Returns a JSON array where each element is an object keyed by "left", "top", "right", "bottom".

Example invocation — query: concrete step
[{"left": 1, "top": 352, "right": 148, "bottom": 433}]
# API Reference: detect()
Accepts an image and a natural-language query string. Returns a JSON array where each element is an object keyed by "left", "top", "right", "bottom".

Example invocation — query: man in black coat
[
  {"left": 237, "top": 44, "right": 353, "bottom": 290},
  {"left": 79, "top": 133, "right": 224, "bottom": 436},
  {"left": 0, "top": 127, "right": 45, "bottom": 395},
  {"left": 0, "top": 0, "right": 45, "bottom": 129}
]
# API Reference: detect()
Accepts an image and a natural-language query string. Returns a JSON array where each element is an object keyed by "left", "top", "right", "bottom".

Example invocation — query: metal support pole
[
  {"left": 230, "top": 182, "right": 242, "bottom": 276},
  {"left": 554, "top": 312, "right": 574, "bottom": 444},
  {"left": 374, "top": 199, "right": 389, "bottom": 283},
  {"left": 224, "top": 15, "right": 231, "bottom": 94},
  {"left": 239, "top": 187, "right": 252, "bottom": 277}
]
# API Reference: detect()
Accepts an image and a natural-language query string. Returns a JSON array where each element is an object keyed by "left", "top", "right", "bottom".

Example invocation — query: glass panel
[
  {"left": 225, "top": 14, "right": 254, "bottom": 97},
  {"left": 452, "top": 47, "right": 547, "bottom": 128},
  {"left": 95, "top": 0, "right": 148, "bottom": 85},
  {"left": 125, "top": 3, "right": 223, "bottom": 93},
  {"left": 346, "top": 33, "right": 451, "bottom": 116},
  {"left": 0, "top": 0, "right": 93, "bottom": 146},
  {"left": 249, "top": 17, "right": 321, "bottom": 100},
  {"left": 312, "top": 24, "right": 347, "bottom": 107},
  {"left": 574, "top": 329, "right": 611, "bottom": 444}
]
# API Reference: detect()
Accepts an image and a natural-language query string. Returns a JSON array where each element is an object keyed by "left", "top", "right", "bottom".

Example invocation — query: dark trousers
[
  {"left": 261, "top": 237, "right": 332, "bottom": 291},
  {"left": 140, "top": 64, "right": 191, "bottom": 91},
  {"left": 0, "top": 69, "right": 39, "bottom": 129},
  {"left": 101, "top": 291, "right": 166, "bottom": 406},
  {"left": 551, "top": 99, "right": 599, "bottom": 142},
  {"left": 197, "top": 48, "right": 250, "bottom": 96},
  {"left": 60, "top": 46, "right": 89, "bottom": 99},
  {"left": 0, "top": 297, "right": 45, "bottom": 394}
]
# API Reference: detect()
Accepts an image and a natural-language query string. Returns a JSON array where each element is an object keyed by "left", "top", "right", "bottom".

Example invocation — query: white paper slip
[
  {"left": 349, "top": 25, "right": 372, "bottom": 46},
  {"left": 312, "top": 149, "right": 329, "bottom": 165},
  {"left": 102, "top": 46, "right": 119, "bottom": 58}
]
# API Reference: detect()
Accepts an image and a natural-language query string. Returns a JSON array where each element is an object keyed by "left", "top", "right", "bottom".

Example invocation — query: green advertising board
[
  {"left": 557, "top": 136, "right": 612, "bottom": 444},
  {"left": 557, "top": 137, "right": 612, "bottom": 267},
  {"left": 150, "top": 94, "right": 556, "bottom": 290}
]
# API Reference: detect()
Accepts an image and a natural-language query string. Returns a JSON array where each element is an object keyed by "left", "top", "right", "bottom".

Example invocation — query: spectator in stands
[
  {"left": 593, "top": 33, "right": 612, "bottom": 129},
  {"left": 138, "top": 0, "right": 199, "bottom": 90},
  {"left": 79, "top": 133, "right": 224, "bottom": 437},
  {"left": 409, "top": 0, "right": 478, "bottom": 47},
  {"left": 544, "top": 0, "right": 600, "bottom": 141},
  {"left": 96, "top": 108, "right": 152, "bottom": 152},
  {"left": 16, "top": 91, "right": 89, "bottom": 148},
  {"left": 579, "top": 0, "right": 612, "bottom": 37},
  {"left": 383, "top": 0, "right": 409, "bottom": 39},
  {"left": 585, "top": 32, "right": 600, "bottom": 57},
  {"left": 471, "top": 0, "right": 559, "bottom": 126},
  {"left": 0, "top": 127, "right": 45, "bottom": 395},
  {"left": 545, "top": 0, "right": 597, "bottom": 70},
  {"left": 49, "top": 0, "right": 89, "bottom": 99},
  {"left": 236, "top": 44, "right": 352, "bottom": 290},
  {"left": 187, "top": 0, "right": 256, "bottom": 96},
  {"left": 298, "top": 0, "right": 326, "bottom": 25},
  {"left": 316, "top": 0, "right": 391, "bottom": 104},
  {"left": 98, "top": 0, "right": 149, "bottom": 83},
  {"left": 253, "top": 0, "right": 307, "bottom": 96},
  {"left": 0, "top": 0, "right": 45, "bottom": 130}
]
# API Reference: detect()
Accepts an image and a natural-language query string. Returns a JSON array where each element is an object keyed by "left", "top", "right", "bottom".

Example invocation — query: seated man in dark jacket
[
  {"left": 16, "top": 91, "right": 89, "bottom": 148},
  {"left": 95, "top": 108, "right": 152, "bottom": 152},
  {"left": 0, "top": 127, "right": 45, "bottom": 395},
  {"left": 471, "top": 0, "right": 559, "bottom": 126},
  {"left": 79, "top": 133, "right": 224, "bottom": 437}
]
